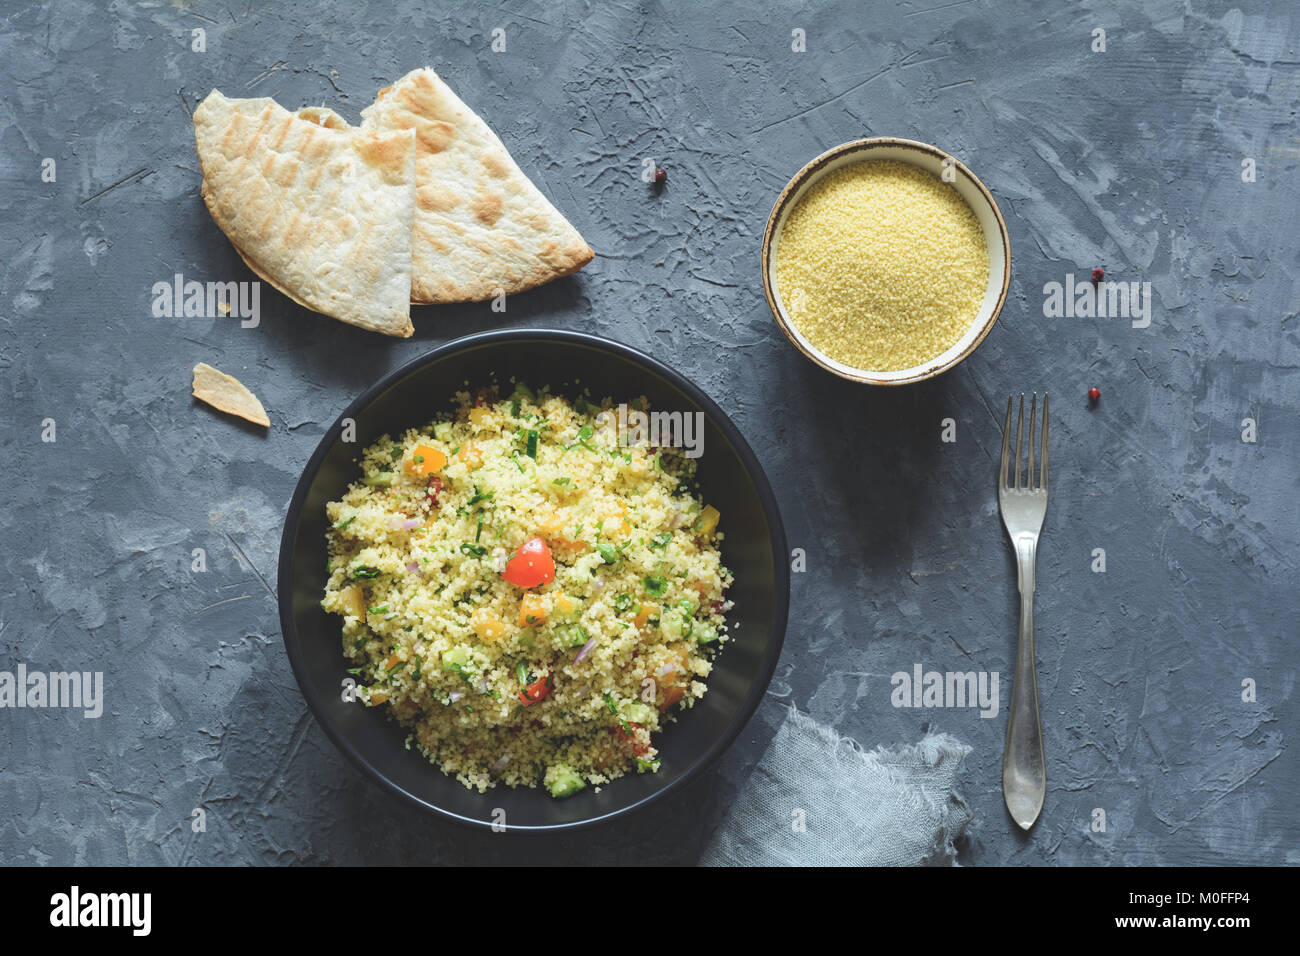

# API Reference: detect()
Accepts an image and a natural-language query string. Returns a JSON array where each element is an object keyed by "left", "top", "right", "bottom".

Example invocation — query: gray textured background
[{"left": 1, "top": 0, "right": 1296, "bottom": 865}]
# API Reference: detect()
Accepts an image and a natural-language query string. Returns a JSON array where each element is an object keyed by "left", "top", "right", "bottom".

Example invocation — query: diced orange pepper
[
  {"left": 405, "top": 445, "right": 447, "bottom": 476},
  {"left": 659, "top": 684, "right": 686, "bottom": 711},
  {"left": 365, "top": 689, "right": 389, "bottom": 707},
  {"left": 550, "top": 538, "right": 590, "bottom": 556},
  {"left": 468, "top": 406, "right": 493, "bottom": 427},
  {"left": 518, "top": 593, "right": 548, "bottom": 627},
  {"left": 456, "top": 443, "right": 484, "bottom": 470},
  {"left": 656, "top": 648, "right": 691, "bottom": 710},
  {"left": 553, "top": 594, "right": 578, "bottom": 618},
  {"left": 634, "top": 602, "right": 660, "bottom": 632}
]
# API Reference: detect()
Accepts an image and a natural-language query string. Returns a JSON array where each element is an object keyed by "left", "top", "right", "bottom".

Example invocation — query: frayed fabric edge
[{"left": 700, "top": 705, "right": 974, "bottom": 866}]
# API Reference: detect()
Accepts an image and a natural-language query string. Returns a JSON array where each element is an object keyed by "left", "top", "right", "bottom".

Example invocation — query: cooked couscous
[
  {"left": 775, "top": 159, "right": 988, "bottom": 371},
  {"left": 321, "top": 383, "right": 732, "bottom": 797}
]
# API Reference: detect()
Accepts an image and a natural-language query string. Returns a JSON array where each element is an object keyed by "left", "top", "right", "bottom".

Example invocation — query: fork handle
[{"left": 1003, "top": 534, "right": 1045, "bottom": 830}]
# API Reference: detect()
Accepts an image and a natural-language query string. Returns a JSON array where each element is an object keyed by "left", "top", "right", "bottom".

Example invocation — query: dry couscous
[
  {"left": 321, "top": 383, "right": 732, "bottom": 797},
  {"left": 774, "top": 159, "right": 989, "bottom": 371}
]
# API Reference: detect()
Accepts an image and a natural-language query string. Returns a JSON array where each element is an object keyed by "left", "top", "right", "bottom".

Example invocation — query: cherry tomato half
[
  {"left": 519, "top": 672, "right": 552, "bottom": 706},
  {"left": 501, "top": 536, "right": 555, "bottom": 588}
]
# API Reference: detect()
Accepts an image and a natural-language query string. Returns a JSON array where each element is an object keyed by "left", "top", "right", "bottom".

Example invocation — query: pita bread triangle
[
  {"left": 360, "top": 67, "right": 594, "bottom": 304},
  {"left": 193, "top": 91, "right": 417, "bottom": 337}
]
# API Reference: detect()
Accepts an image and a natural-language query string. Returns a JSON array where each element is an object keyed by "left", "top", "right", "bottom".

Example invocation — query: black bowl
[{"left": 278, "top": 328, "right": 789, "bottom": 830}]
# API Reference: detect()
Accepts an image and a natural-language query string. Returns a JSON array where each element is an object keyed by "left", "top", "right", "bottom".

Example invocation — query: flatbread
[
  {"left": 360, "top": 68, "right": 594, "bottom": 304},
  {"left": 193, "top": 90, "right": 418, "bottom": 337},
  {"left": 192, "top": 362, "right": 271, "bottom": 427}
]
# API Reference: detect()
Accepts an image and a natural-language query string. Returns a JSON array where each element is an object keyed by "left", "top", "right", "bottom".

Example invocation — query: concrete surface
[{"left": 0, "top": 0, "right": 1296, "bottom": 865}]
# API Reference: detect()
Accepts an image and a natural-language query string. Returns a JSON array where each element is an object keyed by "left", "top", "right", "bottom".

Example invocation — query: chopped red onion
[
  {"left": 574, "top": 637, "right": 597, "bottom": 663},
  {"left": 449, "top": 690, "right": 463, "bottom": 702},
  {"left": 491, "top": 754, "right": 510, "bottom": 772},
  {"left": 406, "top": 561, "right": 421, "bottom": 573},
  {"left": 387, "top": 515, "right": 404, "bottom": 531},
  {"left": 402, "top": 518, "right": 421, "bottom": 531}
]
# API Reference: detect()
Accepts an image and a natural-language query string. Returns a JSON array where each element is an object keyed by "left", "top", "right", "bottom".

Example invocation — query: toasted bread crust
[
  {"left": 193, "top": 90, "right": 416, "bottom": 336},
  {"left": 361, "top": 68, "right": 594, "bottom": 304}
]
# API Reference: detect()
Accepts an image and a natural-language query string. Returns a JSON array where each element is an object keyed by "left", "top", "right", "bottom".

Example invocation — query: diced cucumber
[
  {"left": 562, "top": 624, "right": 590, "bottom": 648},
  {"left": 621, "top": 701, "right": 655, "bottom": 725},
  {"left": 545, "top": 764, "right": 587, "bottom": 799},
  {"left": 694, "top": 623, "right": 719, "bottom": 645}
]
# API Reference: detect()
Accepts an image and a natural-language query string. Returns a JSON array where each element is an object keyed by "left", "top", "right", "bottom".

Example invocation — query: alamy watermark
[
  {"left": 0, "top": 664, "right": 103, "bottom": 718},
  {"left": 594, "top": 403, "right": 705, "bottom": 459},
  {"left": 891, "top": 663, "right": 999, "bottom": 718},
  {"left": 1042, "top": 272, "right": 1151, "bottom": 328},
  {"left": 151, "top": 272, "right": 260, "bottom": 327},
  {"left": 50, "top": 886, "right": 150, "bottom": 936}
]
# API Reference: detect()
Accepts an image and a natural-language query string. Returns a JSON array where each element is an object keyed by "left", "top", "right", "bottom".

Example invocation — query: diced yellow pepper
[
  {"left": 553, "top": 593, "right": 578, "bottom": 619},
  {"left": 341, "top": 586, "right": 366, "bottom": 621},
  {"left": 470, "top": 608, "right": 507, "bottom": 642},
  {"left": 694, "top": 505, "right": 720, "bottom": 536},
  {"left": 469, "top": 407, "right": 493, "bottom": 427}
]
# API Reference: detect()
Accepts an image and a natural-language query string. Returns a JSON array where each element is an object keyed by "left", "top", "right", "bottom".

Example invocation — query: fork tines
[{"left": 1000, "top": 393, "right": 1048, "bottom": 491}]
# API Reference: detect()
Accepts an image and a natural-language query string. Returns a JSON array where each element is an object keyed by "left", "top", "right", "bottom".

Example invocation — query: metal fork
[{"left": 999, "top": 393, "right": 1048, "bottom": 830}]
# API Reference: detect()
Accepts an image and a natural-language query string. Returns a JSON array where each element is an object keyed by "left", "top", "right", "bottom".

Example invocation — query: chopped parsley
[{"left": 565, "top": 424, "right": 598, "bottom": 452}]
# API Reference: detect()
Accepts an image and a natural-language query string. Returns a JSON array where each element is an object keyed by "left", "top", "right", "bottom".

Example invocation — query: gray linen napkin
[{"left": 701, "top": 706, "right": 973, "bottom": 866}]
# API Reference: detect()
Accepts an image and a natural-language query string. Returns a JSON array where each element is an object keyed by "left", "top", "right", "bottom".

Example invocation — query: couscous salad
[{"left": 321, "top": 384, "right": 732, "bottom": 797}]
